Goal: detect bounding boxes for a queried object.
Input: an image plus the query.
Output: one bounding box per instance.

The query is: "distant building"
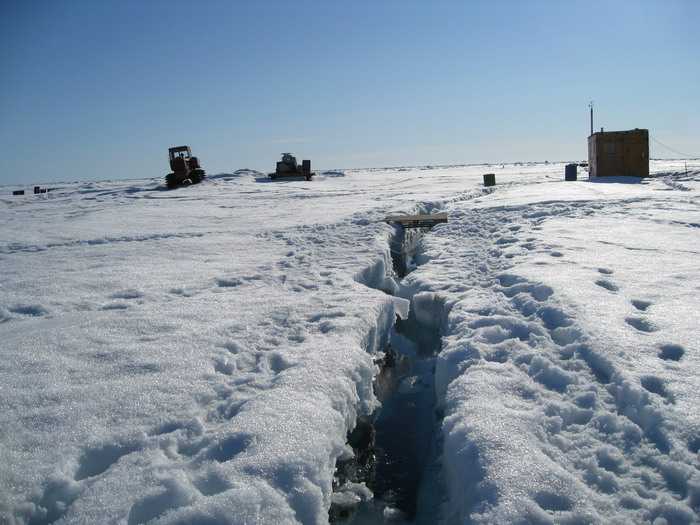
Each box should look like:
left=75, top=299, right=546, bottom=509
left=588, top=128, right=649, bottom=177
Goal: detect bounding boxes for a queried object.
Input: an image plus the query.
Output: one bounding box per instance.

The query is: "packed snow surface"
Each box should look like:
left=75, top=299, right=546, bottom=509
left=1, top=161, right=699, bottom=524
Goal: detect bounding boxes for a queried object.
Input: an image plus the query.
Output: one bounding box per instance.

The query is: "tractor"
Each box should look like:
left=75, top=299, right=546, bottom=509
left=165, top=146, right=206, bottom=189
left=269, top=153, right=314, bottom=181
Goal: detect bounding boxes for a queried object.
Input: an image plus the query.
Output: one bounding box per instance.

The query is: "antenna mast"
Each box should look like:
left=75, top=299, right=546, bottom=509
left=589, top=101, right=594, bottom=136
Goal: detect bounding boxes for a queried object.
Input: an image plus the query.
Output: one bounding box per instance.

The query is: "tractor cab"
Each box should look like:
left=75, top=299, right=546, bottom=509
left=280, top=152, right=298, bottom=167
left=169, top=146, right=192, bottom=161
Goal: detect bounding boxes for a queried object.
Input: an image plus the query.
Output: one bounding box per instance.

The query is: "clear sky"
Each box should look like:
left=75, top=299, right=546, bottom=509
left=1, top=0, right=698, bottom=184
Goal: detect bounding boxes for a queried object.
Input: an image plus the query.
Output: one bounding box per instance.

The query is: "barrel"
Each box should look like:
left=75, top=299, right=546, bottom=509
left=565, top=164, right=577, bottom=181
left=483, top=173, right=496, bottom=187
left=12, top=190, right=25, bottom=196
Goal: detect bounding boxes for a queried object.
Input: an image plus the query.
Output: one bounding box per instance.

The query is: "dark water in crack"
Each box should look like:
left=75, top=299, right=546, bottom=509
left=332, top=315, right=442, bottom=523
left=331, top=223, right=443, bottom=523
left=373, top=350, right=437, bottom=517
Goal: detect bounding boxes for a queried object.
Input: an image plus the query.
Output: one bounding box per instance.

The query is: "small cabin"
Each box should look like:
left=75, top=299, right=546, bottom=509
left=588, top=128, right=649, bottom=177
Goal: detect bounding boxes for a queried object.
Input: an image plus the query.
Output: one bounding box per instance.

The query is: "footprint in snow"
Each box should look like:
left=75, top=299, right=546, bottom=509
left=533, top=491, right=573, bottom=512
left=595, top=279, right=619, bottom=292
left=110, top=289, right=143, bottom=300
left=7, top=304, right=49, bottom=317
left=296, top=281, right=318, bottom=290
left=640, top=375, right=674, bottom=403
left=150, top=419, right=203, bottom=437
left=193, top=472, right=230, bottom=496
left=27, top=476, right=80, bottom=524
left=536, top=306, right=573, bottom=330
left=495, top=236, right=518, bottom=245
left=222, top=341, right=244, bottom=354
left=127, top=477, right=195, bottom=525
left=216, top=277, right=243, bottom=288
left=101, top=303, right=129, bottom=311
left=631, top=299, right=652, bottom=311
left=288, top=330, right=306, bottom=344
left=75, top=441, right=141, bottom=481
left=658, top=343, right=684, bottom=361
left=308, top=310, right=346, bottom=322
left=205, top=433, right=251, bottom=463
left=497, top=274, right=526, bottom=287
left=266, top=352, right=294, bottom=374
left=213, top=357, right=235, bottom=376
left=169, top=287, right=196, bottom=297
left=625, top=317, right=658, bottom=333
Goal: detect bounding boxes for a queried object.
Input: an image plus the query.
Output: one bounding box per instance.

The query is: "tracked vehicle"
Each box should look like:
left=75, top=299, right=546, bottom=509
left=165, top=146, right=205, bottom=189
left=269, top=153, right=313, bottom=181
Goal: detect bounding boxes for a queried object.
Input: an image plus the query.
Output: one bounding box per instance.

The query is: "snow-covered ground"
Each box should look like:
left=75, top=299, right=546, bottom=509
left=1, top=160, right=698, bottom=524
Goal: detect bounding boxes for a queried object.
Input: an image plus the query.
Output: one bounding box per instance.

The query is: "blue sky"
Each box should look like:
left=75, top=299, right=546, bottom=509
left=1, top=0, right=698, bottom=184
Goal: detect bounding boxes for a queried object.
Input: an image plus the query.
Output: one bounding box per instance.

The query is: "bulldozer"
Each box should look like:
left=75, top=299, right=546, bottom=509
left=269, top=153, right=314, bottom=181
left=165, top=146, right=206, bottom=189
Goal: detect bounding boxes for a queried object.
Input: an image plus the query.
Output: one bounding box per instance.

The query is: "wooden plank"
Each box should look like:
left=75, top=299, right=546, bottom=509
left=384, top=212, right=448, bottom=228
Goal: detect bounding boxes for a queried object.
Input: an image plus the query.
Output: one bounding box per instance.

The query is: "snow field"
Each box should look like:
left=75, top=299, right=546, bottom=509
left=1, top=161, right=698, bottom=524
left=0, top=233, right=400, bottom=523
left=402, top=170, right=700, bottom=523
left=1, top=165, right=497, bottom=524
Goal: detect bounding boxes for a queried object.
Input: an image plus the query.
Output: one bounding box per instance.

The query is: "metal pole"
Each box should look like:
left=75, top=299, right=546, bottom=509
left=589, top=101, right=594, bottom=136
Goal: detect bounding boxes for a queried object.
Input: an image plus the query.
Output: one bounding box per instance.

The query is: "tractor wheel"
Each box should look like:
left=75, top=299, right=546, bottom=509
left=191, top=170, right=204, bottom=184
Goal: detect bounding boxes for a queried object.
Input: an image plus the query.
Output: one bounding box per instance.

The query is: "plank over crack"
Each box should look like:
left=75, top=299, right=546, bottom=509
left=384, top=212, right=448, bottom=229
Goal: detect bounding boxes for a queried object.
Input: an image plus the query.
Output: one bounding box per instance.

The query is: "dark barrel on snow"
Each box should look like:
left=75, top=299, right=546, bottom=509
left=12, top=190, right=25, bottom=196
left=565, top=164, right=577, bottom=181
left=483, top=173, right=496, bottom=187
